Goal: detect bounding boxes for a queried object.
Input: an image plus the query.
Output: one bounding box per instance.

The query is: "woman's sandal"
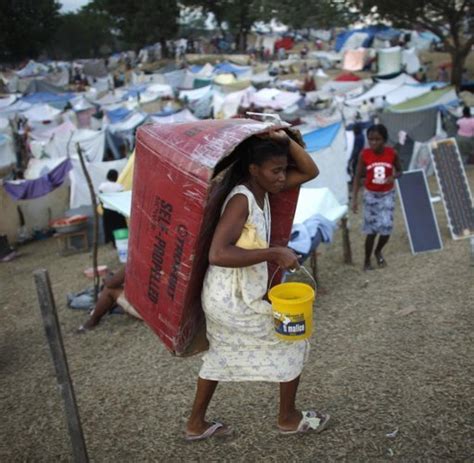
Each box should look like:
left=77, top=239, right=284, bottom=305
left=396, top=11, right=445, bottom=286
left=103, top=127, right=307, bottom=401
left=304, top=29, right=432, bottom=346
left=375, top=253, right=387, bottom=268
left=278, top=411, right=330, bottom=435
left=185, top=421, right=232, bottom=442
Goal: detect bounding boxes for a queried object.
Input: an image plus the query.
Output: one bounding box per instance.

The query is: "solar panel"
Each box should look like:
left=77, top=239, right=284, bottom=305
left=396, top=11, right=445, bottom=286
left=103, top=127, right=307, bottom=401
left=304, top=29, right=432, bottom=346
left=430, top=138, right=474, bottom=240
left=396, top=170, right=443, bottom=254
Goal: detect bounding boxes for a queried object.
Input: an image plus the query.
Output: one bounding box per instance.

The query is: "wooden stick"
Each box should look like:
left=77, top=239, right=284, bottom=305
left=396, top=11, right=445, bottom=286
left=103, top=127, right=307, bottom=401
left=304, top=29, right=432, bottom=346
left=33, top=269, right=89, bottom=463
left=76, top=144, right=100, bottom=301
left=341, top=216, right=353, bottom=265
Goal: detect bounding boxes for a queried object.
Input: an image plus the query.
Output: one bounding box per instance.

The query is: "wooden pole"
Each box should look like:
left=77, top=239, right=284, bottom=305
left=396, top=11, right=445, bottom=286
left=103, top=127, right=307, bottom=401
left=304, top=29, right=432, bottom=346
left=33, top=269, right=89, bottom=463
left=341, top=216, right=353, bottom=265
left=76, top=143, right=100, bottom=301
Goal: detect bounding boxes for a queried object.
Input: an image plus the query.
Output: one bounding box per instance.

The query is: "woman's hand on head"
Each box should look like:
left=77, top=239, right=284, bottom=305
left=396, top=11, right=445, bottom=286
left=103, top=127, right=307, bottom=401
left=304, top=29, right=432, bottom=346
left=270, top=247, right=300, bottom=270
left=267, top=129, right=289, bottom=143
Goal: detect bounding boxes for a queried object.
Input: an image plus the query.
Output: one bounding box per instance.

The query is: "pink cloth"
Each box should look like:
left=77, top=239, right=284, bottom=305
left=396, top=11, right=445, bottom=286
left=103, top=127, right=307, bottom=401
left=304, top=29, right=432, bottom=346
left=457, top=118, right=474, bottom=137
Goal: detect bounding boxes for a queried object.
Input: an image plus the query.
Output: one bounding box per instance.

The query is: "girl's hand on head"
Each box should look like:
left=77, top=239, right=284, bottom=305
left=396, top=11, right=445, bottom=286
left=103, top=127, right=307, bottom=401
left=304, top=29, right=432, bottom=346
left=271, top=247, right=300, bottom=270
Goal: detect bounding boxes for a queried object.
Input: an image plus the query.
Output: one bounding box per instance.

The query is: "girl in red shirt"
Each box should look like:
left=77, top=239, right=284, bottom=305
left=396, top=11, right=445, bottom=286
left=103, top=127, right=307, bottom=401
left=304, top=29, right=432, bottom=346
left=352, top=124, right=402, bottom=270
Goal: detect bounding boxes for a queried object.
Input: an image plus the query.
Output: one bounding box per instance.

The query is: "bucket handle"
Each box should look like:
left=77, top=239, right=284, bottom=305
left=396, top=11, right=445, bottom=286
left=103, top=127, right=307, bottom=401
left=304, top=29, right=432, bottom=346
left=268, top=265, right=317, bottom=291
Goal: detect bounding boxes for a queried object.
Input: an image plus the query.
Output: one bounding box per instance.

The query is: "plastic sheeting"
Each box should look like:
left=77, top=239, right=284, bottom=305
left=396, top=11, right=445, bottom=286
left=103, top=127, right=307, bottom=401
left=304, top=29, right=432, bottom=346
left=69, top=158, right=127, bottom=208
left=401, top=48, right=421, bottom=74
left=29, top=125, right=105, bottom=163
left=303, top=124, right=348, bottom=205
left=388, top=86, right=458, bottom=113
left=179, top=85, right=212, bottom=102
left=343, top=49, right=366, bottom=71
left=22, top=104, right=62, bottom=122
left=377, top=47, right=402, bottom=76
left=303, top=122, right=342, bottom=152
left=0, top=133, right=16, bottom=168
left=294, top=187, right=348, bottom=224
left=0, top=95, right=17, bottom=110
left=150, top=108, right=198, bottom=124
left=107, top=112, right=148, bottom=133
left=99, top=190, right=132, bottom=217
left=250, top=88, right=301, bottom=110
left=213, top=87, right=255, bottom=119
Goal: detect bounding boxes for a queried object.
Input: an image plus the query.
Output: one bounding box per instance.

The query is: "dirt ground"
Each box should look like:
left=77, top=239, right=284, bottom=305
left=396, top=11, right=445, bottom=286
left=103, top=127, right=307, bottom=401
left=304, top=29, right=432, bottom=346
left=1, top=169, right=473, bottom=462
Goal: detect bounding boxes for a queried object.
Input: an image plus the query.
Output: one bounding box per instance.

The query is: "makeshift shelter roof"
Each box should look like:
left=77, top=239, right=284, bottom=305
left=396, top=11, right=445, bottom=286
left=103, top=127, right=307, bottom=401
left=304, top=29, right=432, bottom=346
left=107, top=112, right=148, bottom=133
left=214, top=62, right=251, bottom=77
left=179, top=85, right=212, bottom=102
left=16, top=60, right=49, bottom=78
left=150, top=108, right=198, bottom=124
left=0, top=95, right=17, bottom=110
left=24, top=79, right=66, bottom=95
left=20, top=91, right=75, bottom=108
left=23, top=104, right=62, bottom=122
left=294, top=187, right=347, bottom=224
left=388, top=86, right=458, bottom=113
left=385, top=83, right=445, bottom=106
left=82, top=60, right=108, bottom=78
left=250, top=88, right=301, bottom=110
left=336, top=26, right=389, bottom=52
left=107, top=107, right=133, bottom=123
left=70, top=95, right=95, bottom=112
left=377, top=46, right=402, bottom=75
left=302, top=122, right=342, bottom=152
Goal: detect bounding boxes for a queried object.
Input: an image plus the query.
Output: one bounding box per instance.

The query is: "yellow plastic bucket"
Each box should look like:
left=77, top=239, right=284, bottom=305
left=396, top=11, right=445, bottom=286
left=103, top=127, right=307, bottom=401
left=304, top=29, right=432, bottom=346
left=268, top=281, right=315, bottom=341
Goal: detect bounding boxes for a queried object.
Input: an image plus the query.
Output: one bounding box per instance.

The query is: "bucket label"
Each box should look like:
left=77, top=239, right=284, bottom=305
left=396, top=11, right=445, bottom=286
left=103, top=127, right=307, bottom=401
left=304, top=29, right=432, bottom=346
left=273, top=313, right=306, bottom=336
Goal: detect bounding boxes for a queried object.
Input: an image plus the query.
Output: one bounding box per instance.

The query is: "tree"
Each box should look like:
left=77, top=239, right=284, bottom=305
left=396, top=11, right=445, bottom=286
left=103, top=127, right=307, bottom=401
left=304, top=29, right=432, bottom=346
left=87, top=0, right=180, bottom=54
left=181, top=0, right=270, bottom=52
left=353, top=0, right=474, bottom=89
left=51, top=9, right=115, bottom=60
left=269, top=0, right=357, bottom=30
left=0, top=0, right=61, bottom=62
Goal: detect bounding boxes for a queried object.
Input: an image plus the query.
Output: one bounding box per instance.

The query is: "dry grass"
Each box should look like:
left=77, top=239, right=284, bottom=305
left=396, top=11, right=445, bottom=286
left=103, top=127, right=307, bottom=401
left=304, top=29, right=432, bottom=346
left=1, top=169, right=473, bottom=461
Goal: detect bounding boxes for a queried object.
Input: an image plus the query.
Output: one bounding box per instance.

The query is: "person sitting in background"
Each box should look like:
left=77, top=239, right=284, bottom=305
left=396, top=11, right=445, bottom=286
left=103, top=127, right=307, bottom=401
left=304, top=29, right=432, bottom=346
left=302, top=72, right=316, bottom=92
left=77, top=267, right=142, bottom=332
left=456, top=106, right=474, bottom=164
left=99, top=169, right=127, bottom=247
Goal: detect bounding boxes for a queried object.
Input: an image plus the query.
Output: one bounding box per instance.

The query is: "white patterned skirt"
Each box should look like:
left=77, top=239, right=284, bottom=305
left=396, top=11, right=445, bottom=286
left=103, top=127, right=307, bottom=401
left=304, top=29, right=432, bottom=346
left=362, top=189, right=396, bottom=235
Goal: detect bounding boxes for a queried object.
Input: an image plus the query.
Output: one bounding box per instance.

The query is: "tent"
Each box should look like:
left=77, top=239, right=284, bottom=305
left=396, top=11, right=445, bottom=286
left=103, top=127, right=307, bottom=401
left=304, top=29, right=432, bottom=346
left=388, top=86, right=458, bottom=113
left=343, top=49, right=367, bottom=71
left=301, top=122, right=348, bottom=205
left=250, top=88, right=301, bottom=110
left=377, top=46, right=402, bottom=75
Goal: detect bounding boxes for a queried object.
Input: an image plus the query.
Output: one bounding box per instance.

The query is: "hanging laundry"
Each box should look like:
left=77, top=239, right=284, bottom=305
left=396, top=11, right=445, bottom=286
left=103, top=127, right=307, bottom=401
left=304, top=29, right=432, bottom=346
left=3, top=158, right=72, bottom=200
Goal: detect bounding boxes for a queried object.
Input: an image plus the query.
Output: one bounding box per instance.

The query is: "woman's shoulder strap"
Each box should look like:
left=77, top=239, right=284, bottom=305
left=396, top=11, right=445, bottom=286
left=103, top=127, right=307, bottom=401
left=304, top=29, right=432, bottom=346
left=221, top=185, right=253, bottom=215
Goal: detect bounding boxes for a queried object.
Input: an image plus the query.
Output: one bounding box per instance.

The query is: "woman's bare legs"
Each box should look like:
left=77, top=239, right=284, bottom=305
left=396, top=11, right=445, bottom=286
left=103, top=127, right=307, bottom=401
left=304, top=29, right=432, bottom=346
left=186, top=377, right=219, bottom=435
left=278, top=375, right=303, bottom=429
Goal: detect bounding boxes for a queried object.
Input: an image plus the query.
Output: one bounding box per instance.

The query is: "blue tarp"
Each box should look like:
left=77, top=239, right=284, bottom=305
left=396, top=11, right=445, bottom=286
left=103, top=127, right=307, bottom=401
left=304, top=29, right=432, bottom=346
left=20, top=92, right=75, bottom=106
left=375, top=28, right=401, bottom=41
left=303, top=122, right=342, bottom=152
left=190, top=65, right=203, bottom=73
left=335, top=26, right=389, bottom=52
left=213, top=62, right=250, bottom=75
left=121, top=84, right=148, bottom=100
left=106, top=107, right=132, bottom=123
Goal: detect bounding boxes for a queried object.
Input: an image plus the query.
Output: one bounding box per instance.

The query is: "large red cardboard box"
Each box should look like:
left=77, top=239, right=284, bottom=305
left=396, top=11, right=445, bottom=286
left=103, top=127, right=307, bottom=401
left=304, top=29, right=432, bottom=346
left=125, top=119, right=299, bottom=355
